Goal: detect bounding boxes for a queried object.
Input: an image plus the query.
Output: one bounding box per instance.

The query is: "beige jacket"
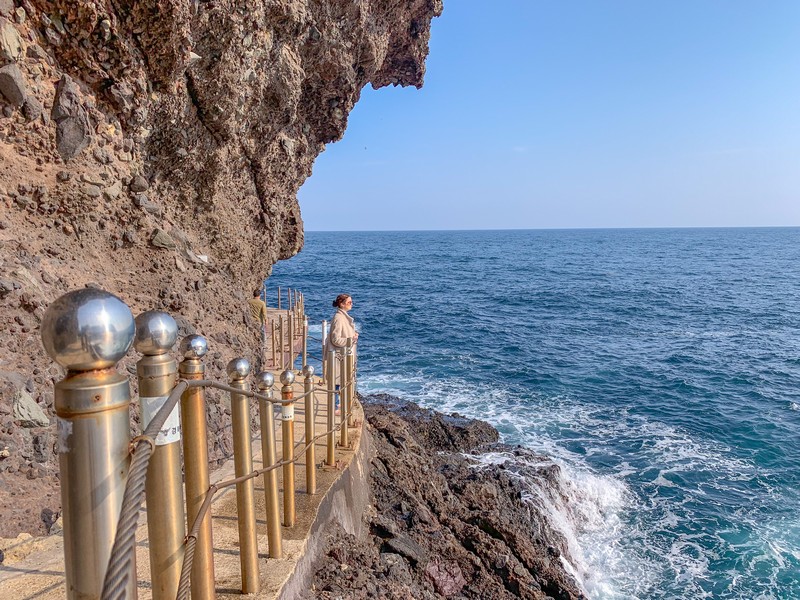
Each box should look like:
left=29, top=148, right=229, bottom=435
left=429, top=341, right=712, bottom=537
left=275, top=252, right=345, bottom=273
left=325, top=308, right=356, bottom=354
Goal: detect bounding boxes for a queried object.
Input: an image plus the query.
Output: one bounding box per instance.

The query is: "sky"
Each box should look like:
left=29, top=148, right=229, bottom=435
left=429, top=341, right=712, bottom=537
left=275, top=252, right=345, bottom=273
left=298, top=1, right=800, bottom=231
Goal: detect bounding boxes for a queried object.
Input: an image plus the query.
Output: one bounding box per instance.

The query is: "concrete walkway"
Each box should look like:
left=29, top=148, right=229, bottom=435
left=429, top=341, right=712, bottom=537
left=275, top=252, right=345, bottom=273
left=0, top=374, right=366, bottom=600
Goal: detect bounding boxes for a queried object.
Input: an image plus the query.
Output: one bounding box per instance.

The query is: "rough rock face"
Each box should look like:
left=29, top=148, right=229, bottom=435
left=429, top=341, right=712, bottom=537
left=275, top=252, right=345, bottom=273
left=0, top=0, right=442, bottom=537
left=305, top=394, right=586, bottom=600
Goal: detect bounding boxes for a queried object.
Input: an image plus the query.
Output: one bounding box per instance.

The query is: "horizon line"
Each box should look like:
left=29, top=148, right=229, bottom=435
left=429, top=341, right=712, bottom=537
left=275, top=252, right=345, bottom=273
left=305, top=225, right=800, bottom=233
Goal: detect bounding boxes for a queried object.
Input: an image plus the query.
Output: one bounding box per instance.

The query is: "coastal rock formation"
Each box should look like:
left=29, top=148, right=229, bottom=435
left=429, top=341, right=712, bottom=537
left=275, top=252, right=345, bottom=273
left=0, top=0, right=442, bottom=537
left=305, top=394, right=586, bottom=600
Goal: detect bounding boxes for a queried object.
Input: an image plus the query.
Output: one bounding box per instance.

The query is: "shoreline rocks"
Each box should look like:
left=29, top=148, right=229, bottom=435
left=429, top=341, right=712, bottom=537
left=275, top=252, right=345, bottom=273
left=305, top=394, right=586, bottom=600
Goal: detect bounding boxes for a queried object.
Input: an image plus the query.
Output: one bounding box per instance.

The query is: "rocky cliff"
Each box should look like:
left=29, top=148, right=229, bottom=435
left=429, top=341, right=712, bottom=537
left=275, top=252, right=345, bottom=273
left=0, top=0, right=442, bottom=538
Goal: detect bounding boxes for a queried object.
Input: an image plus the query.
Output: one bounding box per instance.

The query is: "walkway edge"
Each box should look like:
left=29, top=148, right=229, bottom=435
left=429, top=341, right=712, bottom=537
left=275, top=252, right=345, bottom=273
left=277, top=418, right=374, bottom=600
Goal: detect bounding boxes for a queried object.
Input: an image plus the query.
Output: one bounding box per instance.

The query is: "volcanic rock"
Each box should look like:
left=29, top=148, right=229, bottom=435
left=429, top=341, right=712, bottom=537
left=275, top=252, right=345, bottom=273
left=12, top=389, right=49, bottom=428
left=0, top=17, right=23, bottom=61
left=0, top=63, right=25, bottom=107
left=50, top=75, right=91, bottom=160
left=305, top=395, right=586, bottom=600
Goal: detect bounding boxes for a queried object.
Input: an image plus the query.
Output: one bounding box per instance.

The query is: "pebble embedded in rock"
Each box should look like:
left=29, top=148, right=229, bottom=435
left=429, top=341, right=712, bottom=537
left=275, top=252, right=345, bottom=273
left=26, top=44, right=47, bottom=61
left=0, top=17, right=24, bottom=61
left=51, top=75, right=91, bottom=160
left=0, top=63, right=26, bottom=107
left=21, top=95, right=41, bottom=121
left=151, top=228, right=176, bottom=249
left=130, top=175, right=149, bottom=192
left=12, top=389, right=49, bottom=428
left=80, top=172, right=103, bottom=186
left=103, top=180, right=122, bottom=200
left=85, top=185, right=101, bottom=198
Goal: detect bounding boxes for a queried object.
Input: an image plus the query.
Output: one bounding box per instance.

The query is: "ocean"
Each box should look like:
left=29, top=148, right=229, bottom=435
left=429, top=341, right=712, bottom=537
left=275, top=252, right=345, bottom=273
left=267, top=228, right=800, bottom=599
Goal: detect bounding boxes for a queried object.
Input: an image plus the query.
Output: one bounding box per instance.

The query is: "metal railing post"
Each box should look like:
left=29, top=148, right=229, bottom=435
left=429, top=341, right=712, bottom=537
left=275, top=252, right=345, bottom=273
left=134, top=311, right=184, bottom=600
left=271, top=320, right=277, bottom=369
left=287, top=308, right=295, bottom=371
left=227, top=359, right=259, bottom=594
left=179, top=335, right=215, bottom=600
left=41, top=289, right=136, bottom=600
left=321, top=320, right=328, bottom=379
left=302, top=316, right=308, bottom=369
left=302, top=366, right=316, bottom=495
left=277, top=286, right=281, bottom=309
left=278, top=314, right=285, bottom=371
left=325, top=350, right=336, bottom=466
left=255, top=372, right=282, bottom=559
left=340, top=339, right=350, bottom=449
left=280, top=370, right=296, bottom=526
left=345, top=338, right=356, bottom=427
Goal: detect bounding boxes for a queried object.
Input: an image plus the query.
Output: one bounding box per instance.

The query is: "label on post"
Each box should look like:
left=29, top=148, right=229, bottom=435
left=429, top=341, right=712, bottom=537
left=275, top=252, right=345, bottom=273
left=56, top=417, right=72, bottom=453
left=141, top=396, right=182, bottom=445
left=281, top=403, right=294, bottom=421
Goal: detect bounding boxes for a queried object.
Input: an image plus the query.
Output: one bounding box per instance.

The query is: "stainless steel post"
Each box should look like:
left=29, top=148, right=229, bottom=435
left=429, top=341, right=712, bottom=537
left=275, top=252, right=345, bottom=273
left=227, top=359, right=259, bottom=594
left=271, top=320, right=277, bottom=369
left=325, top=350, right=336, bottom=466
left=179, top=335, right=215, bottom=600
left=255, top=372, right=282, bottom=559
left=345, top=338, right=355, bottom=428
left=302, top=316, right=308, bottom=369
left=321, top=320, right=328, bottom=379
left=134, top=311, right=184, bottom=600
left=287, top=308, right=295, bottom=371
left=41, top=289, right=137, bottom=600
left=280, top=370, right=296, bottom=527
left=302, top=365, right=316, bottom=495
left=340, top=339, right=350, bottom=449
left=278, top=314, right=285, bottom=371
left=277, top=286, right=281, bottom=310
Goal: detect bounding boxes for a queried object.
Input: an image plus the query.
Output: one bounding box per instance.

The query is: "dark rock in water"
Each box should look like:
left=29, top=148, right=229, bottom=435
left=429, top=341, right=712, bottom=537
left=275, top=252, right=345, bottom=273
left=305, top=393, right=586, bottom=600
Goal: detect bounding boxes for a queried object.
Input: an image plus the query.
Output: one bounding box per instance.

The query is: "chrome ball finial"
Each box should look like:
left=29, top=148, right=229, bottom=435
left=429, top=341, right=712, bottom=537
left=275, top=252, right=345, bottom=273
left=255, top=371, right=275, bottom=391
left=41, top=288, right=135, bottom=371
left=180, top=335, right=208, bottom=359
left=227, top=358, right=250, bottom=381
left=134, top=311, right=178, bottom=356
left=279, top=369, right=295, bottom=386
left=301, top=364, right=315, bottom=378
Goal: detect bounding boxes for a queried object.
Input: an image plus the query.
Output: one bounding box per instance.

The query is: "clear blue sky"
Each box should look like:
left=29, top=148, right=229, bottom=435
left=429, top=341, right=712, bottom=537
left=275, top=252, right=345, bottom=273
left=299, top=1, right=800, bottom=231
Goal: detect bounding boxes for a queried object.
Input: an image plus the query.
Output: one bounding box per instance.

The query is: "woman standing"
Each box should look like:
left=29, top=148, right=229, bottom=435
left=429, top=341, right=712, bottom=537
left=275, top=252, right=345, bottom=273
left=326, top=294, right=358, bottom=414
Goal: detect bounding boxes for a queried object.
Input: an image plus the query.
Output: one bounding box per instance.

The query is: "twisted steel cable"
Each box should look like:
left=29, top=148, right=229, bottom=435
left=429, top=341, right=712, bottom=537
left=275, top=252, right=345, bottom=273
left=99, top=377, right=316, bottom=600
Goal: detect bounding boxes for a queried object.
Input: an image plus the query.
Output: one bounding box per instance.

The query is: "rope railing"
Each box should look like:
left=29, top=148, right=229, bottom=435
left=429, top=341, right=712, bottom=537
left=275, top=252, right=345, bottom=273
left=41, top=286, right=361, bottom=600
left=100, top=377, right=325, bottom=600
left=175, top=408, right=349, bottom=600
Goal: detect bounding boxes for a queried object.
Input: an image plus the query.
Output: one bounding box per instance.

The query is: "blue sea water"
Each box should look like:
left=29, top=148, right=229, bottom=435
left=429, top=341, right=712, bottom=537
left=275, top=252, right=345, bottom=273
left=268, top=228, right=800, bottom=599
